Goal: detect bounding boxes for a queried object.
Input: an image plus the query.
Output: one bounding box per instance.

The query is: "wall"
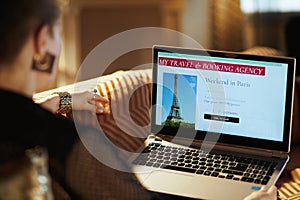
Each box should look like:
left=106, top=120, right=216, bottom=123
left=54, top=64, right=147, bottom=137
left=58, top=0, right=185, bottom=86
left=182, top=0, right=211, bottom=49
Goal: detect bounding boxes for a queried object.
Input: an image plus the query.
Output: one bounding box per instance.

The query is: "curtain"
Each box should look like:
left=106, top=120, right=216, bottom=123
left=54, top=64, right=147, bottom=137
left=210, top=0, right=245, bottom=51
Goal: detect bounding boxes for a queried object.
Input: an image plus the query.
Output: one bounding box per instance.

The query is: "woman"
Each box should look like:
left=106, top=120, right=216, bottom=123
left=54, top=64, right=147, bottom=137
left=0, top=0, right=149, bottom=199
left=0, top=0, right=278, bottom=199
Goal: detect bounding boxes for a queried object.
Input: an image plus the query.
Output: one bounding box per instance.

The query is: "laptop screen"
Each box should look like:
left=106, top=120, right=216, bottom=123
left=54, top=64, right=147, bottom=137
left=151, top=45, right=295, bottom=152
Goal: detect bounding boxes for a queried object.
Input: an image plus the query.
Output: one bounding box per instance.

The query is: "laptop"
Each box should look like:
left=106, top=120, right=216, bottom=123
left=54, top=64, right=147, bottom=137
left=130, top=45, right=296, bottom=200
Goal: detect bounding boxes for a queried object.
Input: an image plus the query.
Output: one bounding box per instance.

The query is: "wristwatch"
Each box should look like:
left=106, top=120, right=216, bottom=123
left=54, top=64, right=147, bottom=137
left=53, top=92, right=72, bottom=116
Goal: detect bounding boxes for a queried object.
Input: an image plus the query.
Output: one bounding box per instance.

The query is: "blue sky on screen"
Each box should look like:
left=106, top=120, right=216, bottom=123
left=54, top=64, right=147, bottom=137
left=162, top=73, right=197, bottom=123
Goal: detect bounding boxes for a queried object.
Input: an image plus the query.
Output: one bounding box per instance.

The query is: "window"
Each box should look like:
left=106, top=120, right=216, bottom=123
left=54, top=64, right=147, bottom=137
left=241, top=0, right=300, bottom=13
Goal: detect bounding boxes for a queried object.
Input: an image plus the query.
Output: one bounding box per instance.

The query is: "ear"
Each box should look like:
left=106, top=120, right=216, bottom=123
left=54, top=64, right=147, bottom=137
left=33, top=25, right=51, bottom=58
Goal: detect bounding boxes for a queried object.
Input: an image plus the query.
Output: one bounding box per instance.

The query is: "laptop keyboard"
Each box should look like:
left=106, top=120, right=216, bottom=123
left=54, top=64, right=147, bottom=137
left=132, top=143, right=278, bottom=185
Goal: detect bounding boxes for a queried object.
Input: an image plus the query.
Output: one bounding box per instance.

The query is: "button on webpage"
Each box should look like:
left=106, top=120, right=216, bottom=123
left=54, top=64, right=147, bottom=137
left=204, top=114, right=240, bottom=123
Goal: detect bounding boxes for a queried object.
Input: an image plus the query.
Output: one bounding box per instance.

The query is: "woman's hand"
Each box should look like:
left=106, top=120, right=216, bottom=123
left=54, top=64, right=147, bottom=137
left=35, top=90, right=109, bottom=115
left=72, top=91, right=109, bottom=114
left=243, top=186, right=277, bottom=200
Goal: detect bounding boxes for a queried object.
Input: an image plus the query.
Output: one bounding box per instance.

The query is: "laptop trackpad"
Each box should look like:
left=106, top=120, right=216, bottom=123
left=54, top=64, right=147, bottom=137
left=143, top=170, right=193, bottom=193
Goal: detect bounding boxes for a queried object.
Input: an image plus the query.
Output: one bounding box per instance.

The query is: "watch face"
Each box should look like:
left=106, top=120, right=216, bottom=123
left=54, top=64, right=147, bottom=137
left=60, top=95, right=72, bottom=111
left=53, top=92, right=72, bottom=115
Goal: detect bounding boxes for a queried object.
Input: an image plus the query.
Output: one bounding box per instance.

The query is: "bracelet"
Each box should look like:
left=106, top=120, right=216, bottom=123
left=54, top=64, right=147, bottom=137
left=52, top=92, right=72, bottom=116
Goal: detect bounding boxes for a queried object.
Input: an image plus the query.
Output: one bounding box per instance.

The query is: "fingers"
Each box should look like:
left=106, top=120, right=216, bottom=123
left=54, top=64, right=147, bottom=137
left=261, top=186, right=277, bottom=196
left=92, top=88, right=109, bottom=103
left=92, top=94, right=109, bottom=103
left=84, top=102, right=108, bottom=114
left=72, top=91, right=109, bottom=114
left=243, top=185, right=277, bottom=200
left=267, top=186, right=277, bottom=200
left=89, top=94, right=109, bottom=114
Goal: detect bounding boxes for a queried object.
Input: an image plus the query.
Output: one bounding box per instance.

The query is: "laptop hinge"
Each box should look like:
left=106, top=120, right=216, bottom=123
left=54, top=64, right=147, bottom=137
left=271, top=151, right=285, bottom=159
left=153, top=134, right=290, bottom=159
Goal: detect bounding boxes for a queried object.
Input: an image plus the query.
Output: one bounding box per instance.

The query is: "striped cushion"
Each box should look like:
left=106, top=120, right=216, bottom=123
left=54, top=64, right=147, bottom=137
left=278, top=168, right=300, bottom=200
left=96, top=69, right=152, bottom=152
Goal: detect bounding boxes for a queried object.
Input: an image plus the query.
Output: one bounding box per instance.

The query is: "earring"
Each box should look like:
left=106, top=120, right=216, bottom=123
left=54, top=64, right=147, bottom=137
left=32, top=52, right=55, bottom=73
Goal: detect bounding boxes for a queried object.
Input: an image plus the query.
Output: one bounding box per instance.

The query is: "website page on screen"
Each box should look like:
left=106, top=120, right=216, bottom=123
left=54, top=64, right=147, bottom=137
left=155, top=51, right=288, bottom=142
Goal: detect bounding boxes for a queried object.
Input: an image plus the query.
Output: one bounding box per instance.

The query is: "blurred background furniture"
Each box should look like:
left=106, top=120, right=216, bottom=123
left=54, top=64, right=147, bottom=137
left=55, top=0, right=300, bottom=89
left=285, top=15, right=300, bottom=76
left=58, top=0, right=184, bottom=86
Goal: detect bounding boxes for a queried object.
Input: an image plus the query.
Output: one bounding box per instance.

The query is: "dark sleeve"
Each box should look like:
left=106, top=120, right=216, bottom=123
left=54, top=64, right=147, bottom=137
left=64, top=127, right=154, bottom=200
left=43, top=116, right=80, bottom=162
